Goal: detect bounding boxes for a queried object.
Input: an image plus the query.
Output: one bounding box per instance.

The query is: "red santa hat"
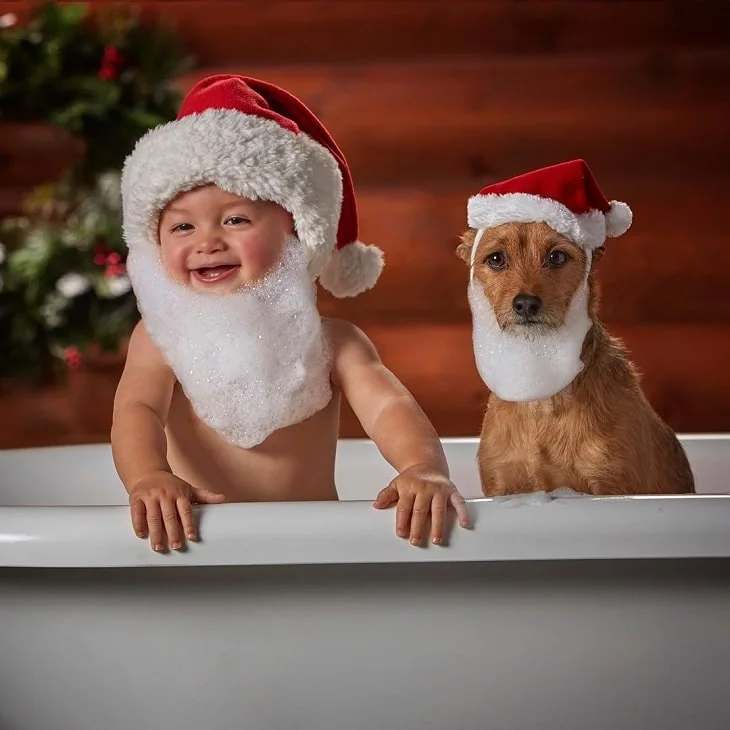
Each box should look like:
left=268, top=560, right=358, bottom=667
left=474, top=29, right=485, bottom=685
left=121, top=74, right=384, bottom=297
left=467, top=159, right=632, bottom=250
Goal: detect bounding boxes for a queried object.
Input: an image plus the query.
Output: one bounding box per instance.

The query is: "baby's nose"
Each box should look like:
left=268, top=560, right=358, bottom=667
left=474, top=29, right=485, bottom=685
left=197, top=236, right=225, bottom=252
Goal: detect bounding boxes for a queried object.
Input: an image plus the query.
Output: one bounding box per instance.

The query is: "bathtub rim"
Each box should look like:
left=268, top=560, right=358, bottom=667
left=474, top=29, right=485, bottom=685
left=1, top=435, right=729, bottom=569
left=2, top=493, right=730, bottom=569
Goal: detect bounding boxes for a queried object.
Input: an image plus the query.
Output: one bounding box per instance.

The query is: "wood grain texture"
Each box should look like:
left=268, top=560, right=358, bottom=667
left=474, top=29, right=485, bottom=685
left=3, top=1, right=727, bottom=64
left=3, top=52, right=729, bottom=207
left=173, top=52, right=730, bottom=185
left=2, top=323, right=729, bottom=450
left=319, top=176, right=730, bottom=325
left=1, top=0, right=729, bottom=445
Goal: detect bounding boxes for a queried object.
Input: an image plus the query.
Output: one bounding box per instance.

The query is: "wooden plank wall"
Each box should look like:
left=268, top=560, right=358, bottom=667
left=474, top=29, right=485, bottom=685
left=1, top=0, right=729, bottom=448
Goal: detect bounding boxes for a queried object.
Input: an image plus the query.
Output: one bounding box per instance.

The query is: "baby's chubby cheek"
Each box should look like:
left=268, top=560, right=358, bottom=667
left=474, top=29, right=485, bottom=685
left=160, top=249, right=189, bottom=284
left=238, top=238, right=282, bottom=279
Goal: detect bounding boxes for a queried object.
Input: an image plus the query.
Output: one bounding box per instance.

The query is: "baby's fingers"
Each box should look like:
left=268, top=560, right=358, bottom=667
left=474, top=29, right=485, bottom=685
left=395, top=492, right=415, bottom=538
left=408, top=493, right=431, bottom=546
left=145, top=499, right=165, bottom=552
left=161, top=497, right=184, bottom=550
left=130, top=497, right=148, bottom=539
left=373, top=483, right=398, bottom=510
left=429, top=492, right=448, bottom=545
left=450, top=490, right=470, bottom=529
left=177, top=497, right=197, bottom=542
left=191, top=488, right=226, bottom=504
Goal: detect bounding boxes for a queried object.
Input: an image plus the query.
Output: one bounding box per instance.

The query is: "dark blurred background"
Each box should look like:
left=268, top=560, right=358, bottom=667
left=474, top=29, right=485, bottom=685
left=1, top=0, right=729, bottom=448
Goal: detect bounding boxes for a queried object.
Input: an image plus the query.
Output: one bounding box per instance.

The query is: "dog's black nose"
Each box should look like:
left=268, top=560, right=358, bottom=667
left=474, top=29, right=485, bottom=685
left=512, top=294, right=542, bottom=317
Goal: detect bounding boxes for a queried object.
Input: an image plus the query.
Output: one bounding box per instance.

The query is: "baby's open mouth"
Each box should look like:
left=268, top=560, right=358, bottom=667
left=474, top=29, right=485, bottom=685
left=191, top=265, right=239, bottom=283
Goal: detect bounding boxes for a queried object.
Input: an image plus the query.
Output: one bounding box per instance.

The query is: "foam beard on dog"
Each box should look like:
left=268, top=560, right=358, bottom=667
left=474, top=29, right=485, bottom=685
left=468, top=241, right=592, bottom=403
left=127, top=236, right=332, bottom=448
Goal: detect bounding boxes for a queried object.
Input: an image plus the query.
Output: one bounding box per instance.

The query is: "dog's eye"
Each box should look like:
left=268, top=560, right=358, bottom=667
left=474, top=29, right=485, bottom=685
left=547, top=249, right=568, bottom=268
left=484, top=251, right=506, bottom=270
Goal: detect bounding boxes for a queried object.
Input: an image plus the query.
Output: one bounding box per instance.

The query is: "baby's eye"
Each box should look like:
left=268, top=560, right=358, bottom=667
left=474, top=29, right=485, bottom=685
left=224, top=216, right=250, bottom=226
left=171, top=222, right=194, bottom=233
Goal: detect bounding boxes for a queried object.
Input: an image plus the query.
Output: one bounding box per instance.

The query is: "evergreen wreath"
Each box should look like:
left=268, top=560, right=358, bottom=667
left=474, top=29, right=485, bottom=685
left=0, top=2, right=191, bottom=379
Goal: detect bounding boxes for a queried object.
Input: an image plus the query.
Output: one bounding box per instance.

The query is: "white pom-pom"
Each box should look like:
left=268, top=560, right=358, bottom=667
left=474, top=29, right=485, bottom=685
left=605, top=201, right=633, bottom=238
left=318, top=240, right=384, bottom=298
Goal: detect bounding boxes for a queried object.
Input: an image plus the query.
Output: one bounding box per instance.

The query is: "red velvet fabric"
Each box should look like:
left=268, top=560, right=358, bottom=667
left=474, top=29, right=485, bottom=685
left=476, top=158, right=613, bottom=215
left=178, top=74, right=359, bottom=251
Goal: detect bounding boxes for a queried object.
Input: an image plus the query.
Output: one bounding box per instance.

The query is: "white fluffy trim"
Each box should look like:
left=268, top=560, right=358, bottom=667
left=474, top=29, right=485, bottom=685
left=318, top=240, right=384, bottom=298
left=605, top=200, right=633, bottom=238
left=121, top=109, right=343, bottom=269
left=467, top=192, right=631, bottom=250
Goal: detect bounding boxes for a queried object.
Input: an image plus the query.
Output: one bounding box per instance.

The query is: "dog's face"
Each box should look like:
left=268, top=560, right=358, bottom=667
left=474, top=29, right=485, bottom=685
left=457, top=222, right=599, bottom=333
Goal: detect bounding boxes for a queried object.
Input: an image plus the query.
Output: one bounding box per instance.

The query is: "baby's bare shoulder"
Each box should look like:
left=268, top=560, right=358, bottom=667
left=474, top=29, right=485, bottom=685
left=126, top=321, right=170, bottom=369
left=116, top=321, right=176, bottom=408
left=322, top=319, right=382, bottom=387
left=322, top=317, right=374, bottom=353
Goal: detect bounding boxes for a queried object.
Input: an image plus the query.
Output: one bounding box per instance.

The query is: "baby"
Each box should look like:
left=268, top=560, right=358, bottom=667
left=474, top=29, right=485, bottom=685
left=112, top=74, right=468, bottom=552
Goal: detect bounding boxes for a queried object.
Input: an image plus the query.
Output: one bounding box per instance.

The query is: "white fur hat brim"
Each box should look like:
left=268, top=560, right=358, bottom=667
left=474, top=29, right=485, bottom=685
left=122, top=108, right=378, bottom=294
left=467, top=193, right=633, bottom=249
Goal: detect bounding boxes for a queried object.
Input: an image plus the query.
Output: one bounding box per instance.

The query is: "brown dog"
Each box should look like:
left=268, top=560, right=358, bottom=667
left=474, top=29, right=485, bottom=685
left=457, top=218, right=695, bottom=497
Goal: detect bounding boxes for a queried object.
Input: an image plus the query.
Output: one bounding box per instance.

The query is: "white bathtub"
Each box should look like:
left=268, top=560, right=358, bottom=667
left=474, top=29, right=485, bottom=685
left=1, top=436, right=729, bottom=730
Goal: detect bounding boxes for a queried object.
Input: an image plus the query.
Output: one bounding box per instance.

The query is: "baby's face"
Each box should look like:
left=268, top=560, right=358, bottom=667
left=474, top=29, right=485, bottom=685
left=158, top=185, right=294, bottom=293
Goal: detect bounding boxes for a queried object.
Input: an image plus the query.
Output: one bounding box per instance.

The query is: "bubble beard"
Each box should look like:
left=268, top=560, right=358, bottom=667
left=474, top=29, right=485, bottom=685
left=467, top=252, right=593, bottom=403
left=127, top=237, right=332, bottom=448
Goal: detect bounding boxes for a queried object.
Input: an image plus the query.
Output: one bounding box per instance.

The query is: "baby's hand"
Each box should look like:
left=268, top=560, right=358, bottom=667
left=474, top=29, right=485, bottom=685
left=373, top=464, right=469, bottom=546
left=128, top=471, right=225, bottom=552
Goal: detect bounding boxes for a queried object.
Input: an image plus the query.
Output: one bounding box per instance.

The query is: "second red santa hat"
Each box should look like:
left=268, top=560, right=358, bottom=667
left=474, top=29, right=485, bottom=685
left=467, top=159, right=632, bottom=250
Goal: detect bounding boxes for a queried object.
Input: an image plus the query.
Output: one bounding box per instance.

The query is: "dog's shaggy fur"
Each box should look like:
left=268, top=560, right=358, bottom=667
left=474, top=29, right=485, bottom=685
left=457, top=222, right=694, bottom=496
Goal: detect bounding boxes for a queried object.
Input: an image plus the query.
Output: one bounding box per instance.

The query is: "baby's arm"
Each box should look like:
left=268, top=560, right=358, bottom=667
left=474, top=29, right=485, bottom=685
left=112, top=322, right=223, bottom=551
left=328, top=320, right=469, bottom=545
left=112, top=322, right=175, bottom=487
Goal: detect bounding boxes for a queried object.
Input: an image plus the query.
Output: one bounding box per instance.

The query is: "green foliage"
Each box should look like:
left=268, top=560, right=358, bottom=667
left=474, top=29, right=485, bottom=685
left=0, top=3, right=192, bottom=379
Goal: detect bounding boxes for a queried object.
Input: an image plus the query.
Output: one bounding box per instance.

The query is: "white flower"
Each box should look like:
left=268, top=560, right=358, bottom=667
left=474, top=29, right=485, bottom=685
left=0, top=242, right=6, bottom=265
left=0, top=13, right=17, bottom=28
left=106, top=274, right=132, bottom=297
left=56, top=272, right=91, bottom=298
left=40, top=293, right=69, bottom=329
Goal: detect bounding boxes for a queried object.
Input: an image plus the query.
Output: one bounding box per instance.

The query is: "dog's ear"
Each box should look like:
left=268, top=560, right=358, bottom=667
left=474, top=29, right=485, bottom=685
left=456, top=229, right=476, bottom=265
left=588, top=246, right=606, bottom=286
left=592, top=245, right=606, bottom=266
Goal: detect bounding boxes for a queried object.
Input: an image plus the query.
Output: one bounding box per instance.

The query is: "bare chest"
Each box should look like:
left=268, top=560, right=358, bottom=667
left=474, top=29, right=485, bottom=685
left=165, top=386, right=341, bottom=502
